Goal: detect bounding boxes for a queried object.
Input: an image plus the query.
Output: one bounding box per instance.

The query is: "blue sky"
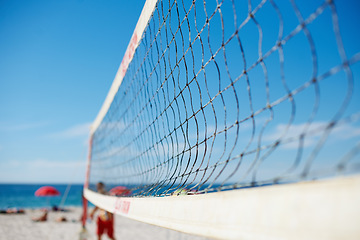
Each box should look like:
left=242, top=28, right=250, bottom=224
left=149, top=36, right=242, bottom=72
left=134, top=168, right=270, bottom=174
left=1, top=0, right=359, bottom=185
left=0, top=0, right=146, bottom=183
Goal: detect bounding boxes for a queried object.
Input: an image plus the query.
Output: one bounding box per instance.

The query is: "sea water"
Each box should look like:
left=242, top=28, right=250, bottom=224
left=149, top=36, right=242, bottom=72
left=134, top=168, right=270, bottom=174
left=0, top=184, right=85, bottom=209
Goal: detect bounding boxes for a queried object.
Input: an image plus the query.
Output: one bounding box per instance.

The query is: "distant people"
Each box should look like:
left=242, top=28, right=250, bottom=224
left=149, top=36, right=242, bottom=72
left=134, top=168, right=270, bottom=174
left=52, top=205, right=68, bottom=212
left=56, top=216, right=67, bottom=222
left=32, top=209, right=48, bottom=222
left=0, top=208, right=25, bottom=214
left=90, top=182, right=115, bottom=240
left=52, top=205, right=59, bottom=211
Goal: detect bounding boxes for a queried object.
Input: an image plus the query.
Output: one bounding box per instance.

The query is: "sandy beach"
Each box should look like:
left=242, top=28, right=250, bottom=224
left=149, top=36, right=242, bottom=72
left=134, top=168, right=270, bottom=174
left=0, top=207, right=210, bottom=240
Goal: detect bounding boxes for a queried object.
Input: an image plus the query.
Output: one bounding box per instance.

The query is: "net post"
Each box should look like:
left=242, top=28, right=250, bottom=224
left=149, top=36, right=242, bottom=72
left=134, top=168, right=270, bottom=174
left=82, top=135, right=93, bottom=228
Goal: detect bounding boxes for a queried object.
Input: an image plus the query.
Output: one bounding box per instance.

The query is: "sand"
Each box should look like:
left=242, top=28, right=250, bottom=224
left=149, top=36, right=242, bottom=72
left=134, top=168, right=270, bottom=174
left=0, top=207, right=210, bottom=240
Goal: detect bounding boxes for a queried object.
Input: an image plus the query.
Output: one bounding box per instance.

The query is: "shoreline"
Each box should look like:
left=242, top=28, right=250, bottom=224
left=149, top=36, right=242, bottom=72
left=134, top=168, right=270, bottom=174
left=0, top=206, right=209, bottom=240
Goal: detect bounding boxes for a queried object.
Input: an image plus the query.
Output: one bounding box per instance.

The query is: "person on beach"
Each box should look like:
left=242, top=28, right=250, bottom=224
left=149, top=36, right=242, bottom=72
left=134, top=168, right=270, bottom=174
left=32, top=209, right=48, bottom=222
left=90, top=182, right=115, bottom=240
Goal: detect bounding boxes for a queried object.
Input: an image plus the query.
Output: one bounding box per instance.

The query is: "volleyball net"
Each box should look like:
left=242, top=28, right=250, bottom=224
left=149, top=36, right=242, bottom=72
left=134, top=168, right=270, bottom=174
left=84, top=0, right=360, bottom=238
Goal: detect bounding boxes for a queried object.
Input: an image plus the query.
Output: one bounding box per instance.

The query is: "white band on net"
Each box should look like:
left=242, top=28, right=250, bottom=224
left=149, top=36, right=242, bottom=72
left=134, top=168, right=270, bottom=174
left=85, top=175, right=360, bottom=240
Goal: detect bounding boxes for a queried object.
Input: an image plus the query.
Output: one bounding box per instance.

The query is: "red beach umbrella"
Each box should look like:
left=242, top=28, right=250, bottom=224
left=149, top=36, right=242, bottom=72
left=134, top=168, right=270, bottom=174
left=35, top=186, right=60, bottom=197
left=109, top=186, right=131, bottom=196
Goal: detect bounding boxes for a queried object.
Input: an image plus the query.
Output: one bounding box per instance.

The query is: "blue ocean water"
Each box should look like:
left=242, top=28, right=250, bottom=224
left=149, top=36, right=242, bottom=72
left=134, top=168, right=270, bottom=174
left=0, top=184, right=85, bottom=209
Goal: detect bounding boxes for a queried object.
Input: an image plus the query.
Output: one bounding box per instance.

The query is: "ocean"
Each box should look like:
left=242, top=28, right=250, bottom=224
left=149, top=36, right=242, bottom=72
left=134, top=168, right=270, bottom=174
left=0, top=183, right=85, bottom=209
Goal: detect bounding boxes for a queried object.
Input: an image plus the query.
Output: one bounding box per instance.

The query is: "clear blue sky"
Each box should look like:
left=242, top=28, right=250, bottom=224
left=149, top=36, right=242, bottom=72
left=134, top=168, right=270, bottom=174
left=0, top=0, right=146, bottom=183
left=1, top=0, right=359, bottom=185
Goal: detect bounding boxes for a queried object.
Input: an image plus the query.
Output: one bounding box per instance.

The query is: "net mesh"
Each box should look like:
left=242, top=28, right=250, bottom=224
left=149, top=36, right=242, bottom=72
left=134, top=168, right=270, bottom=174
left=89, top=0, right=360, bottom=196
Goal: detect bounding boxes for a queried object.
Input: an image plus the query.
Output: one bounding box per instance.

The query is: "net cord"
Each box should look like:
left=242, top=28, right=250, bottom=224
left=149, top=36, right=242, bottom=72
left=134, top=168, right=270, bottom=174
left=84, top=175, right=360, bottom=239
